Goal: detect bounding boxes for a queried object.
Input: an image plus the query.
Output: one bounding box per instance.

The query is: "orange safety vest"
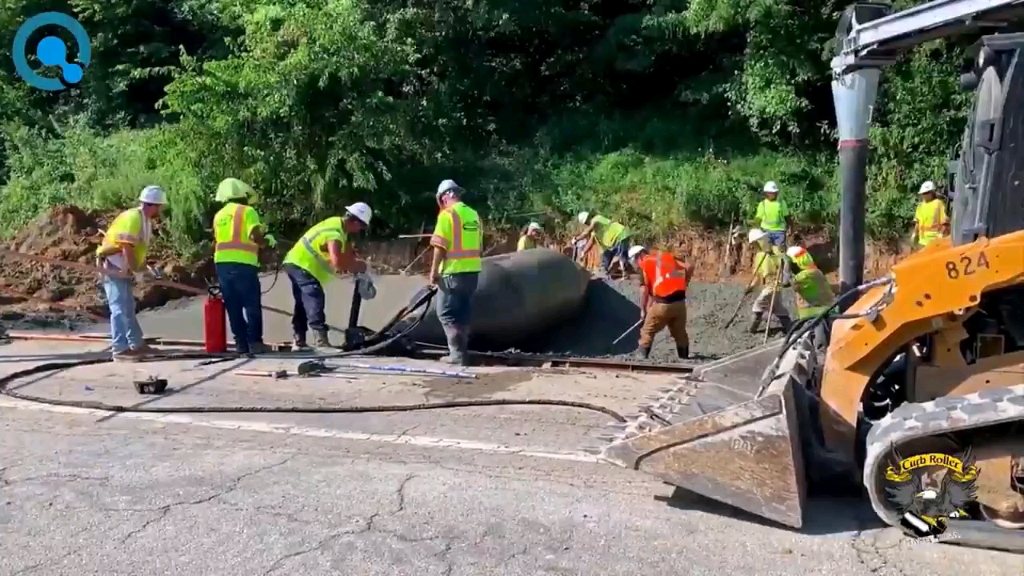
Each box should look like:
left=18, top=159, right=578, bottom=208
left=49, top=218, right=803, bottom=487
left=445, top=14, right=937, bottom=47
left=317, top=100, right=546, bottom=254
left=639, top=251, right=688, bottom=298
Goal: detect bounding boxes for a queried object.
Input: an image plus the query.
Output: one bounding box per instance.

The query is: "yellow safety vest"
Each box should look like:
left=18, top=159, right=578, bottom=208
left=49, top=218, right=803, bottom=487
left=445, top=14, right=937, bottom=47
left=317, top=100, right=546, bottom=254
left=95, top=208, right=148, bottom=270
left=283, top=217, right=348, bottom=286
left=517, top=235, right=536, bottom=251
left=589, top=215, right=629, bottom=249
left=793, top=269, right=833, bottom=319
left=754, top=250, right=783, bottom=289
left=213, top=203, right=261, bottom=266
left=756, top=199, right=789, bottom=232
left=915, top=199, right=948, bottom=246
left=788, top=246, right=817, bottom=270
left=431, top=202, right=482, bottom=275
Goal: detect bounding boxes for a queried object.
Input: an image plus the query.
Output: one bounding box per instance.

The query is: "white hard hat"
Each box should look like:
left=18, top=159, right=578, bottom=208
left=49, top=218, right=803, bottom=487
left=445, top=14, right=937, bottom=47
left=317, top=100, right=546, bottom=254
left=919, top=180, right=936, bottom=194
left=436, top=179, right=462, bottom=199
left=527, top=221, right=542, bottom=232
left=139, top=185, right=166, bottom=205
left=763, top=181, right=779, bottom=193
left=627, top=245, right=646, bottom=260
left=577, top=211, right=590, bottom=225
left=786, top=246, right=802, bottom=259
left=748, top=228, right=767, bottom=243
left=345, top=202, right=373, bottom=225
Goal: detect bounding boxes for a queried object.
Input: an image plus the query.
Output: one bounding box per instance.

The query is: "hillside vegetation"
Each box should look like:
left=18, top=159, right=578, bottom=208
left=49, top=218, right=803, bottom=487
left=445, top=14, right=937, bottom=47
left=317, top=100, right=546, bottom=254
left=0, top=0, right=972, bottom=258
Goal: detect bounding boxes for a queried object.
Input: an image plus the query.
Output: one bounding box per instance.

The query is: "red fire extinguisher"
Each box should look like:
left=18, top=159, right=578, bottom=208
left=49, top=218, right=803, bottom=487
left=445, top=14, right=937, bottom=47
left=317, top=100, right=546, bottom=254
left=204, top=285, right=228, bottom=354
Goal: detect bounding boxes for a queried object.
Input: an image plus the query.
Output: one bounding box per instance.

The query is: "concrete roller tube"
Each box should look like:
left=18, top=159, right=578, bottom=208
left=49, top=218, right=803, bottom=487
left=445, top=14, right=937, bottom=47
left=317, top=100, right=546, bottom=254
left=403, top=248, right=592, bottom=350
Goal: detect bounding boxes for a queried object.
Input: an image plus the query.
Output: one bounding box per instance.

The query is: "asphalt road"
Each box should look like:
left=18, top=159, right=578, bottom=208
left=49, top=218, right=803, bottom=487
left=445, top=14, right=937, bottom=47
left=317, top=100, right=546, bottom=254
left=0, top=342, right=1022, bottom=575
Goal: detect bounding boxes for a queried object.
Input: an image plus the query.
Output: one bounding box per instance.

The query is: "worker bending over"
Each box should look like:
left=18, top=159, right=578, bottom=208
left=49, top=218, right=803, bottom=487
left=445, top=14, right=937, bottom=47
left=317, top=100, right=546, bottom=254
left=94, top=186, right=166, bottom=361
left=283, top=203, right=372, bottom=349
left=212, top=178, right=277, bottom=356
left=517, top=222, right=543, bottom=251
left=785, top=246, right=834, bottom=320
left=628, top=245, right=693, bottom=360
left=430, top=179, right=482, bottom=365
left=911, top=180, right=949, bottom=248
left=754, top=181, right=793, bottom=249
left=746, top=228, right=793, bottom=334
left=573, top=212, right=631, bottom=275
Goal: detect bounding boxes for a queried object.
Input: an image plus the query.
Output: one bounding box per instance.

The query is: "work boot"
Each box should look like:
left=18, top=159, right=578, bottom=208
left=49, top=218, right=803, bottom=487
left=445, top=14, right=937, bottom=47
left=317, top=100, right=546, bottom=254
left=676, top=346, right=689, bottom=360
left=634, top=346, right=651, bottom=359
left=313, top=329, right=333, bottom=349
left=777, top=315, right=793, bottom=334
left=747, top=313, right=763, bottom=334
left=440, top=327, right=466, bottom=365
left=249, top=342, right=271, bottom=355
left=292, top=333, right=308, bottom=351
left=112, top=349, right=142, bottom=363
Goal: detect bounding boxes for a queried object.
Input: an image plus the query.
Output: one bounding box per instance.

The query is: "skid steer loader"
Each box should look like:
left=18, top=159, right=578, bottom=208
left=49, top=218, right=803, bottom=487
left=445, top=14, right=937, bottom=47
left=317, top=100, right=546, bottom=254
left=593, top=0, right=1024, bottom=552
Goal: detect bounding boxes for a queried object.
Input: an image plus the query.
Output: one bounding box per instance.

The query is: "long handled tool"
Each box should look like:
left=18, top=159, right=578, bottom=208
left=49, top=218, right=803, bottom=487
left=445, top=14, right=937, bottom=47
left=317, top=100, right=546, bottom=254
left=763, top=262, right=785, bottom=345
left=611, top=318, right=644, bottom=347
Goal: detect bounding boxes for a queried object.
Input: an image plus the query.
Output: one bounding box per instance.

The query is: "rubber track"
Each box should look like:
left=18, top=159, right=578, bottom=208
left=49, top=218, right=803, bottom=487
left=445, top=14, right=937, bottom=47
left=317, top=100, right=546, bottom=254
left=862, top=384, right=1024, bottom=526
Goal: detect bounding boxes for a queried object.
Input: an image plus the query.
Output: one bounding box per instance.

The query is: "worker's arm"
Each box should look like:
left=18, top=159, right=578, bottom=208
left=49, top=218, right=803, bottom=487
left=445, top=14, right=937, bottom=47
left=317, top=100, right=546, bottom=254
left=785, top=215, right=795, bottom=232
left=120, top=244, right=139, bottom=272
left=580, top=235, right=595, bottom=256
left=675, top=258, right=694, bottom=283
left=249, top=226, right=265, bottom=246
left=429, top=212, right=451, bottom=281
left=639, top=285, right=650, bottom=318
left=573, top=223, right=596, bottom=243
left=940, top=204, right=951, bottom=235
left=327, top=239, right=366, bottom=274
left=752, top=201, right=765, bottom=228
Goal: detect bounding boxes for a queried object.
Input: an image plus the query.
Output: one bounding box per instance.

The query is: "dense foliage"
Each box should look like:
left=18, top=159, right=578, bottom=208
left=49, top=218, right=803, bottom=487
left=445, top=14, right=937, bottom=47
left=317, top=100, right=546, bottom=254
left=0, top=0, right=973, bottom=255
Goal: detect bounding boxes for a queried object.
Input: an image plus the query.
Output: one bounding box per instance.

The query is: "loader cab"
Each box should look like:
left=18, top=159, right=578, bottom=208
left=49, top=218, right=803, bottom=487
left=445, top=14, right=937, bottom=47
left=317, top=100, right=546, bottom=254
left=951, top=33, right=1024, bottom=245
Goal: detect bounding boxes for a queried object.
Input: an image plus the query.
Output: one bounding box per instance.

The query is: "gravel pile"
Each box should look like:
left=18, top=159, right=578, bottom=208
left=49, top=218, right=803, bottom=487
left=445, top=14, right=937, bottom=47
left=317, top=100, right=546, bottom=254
left=534, top=277, right=796, bottom=363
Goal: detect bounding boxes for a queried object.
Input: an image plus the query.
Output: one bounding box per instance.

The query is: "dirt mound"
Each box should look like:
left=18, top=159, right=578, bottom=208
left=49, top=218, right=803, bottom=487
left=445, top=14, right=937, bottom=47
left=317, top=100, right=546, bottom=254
left=0, top=205, right=209, bottom=324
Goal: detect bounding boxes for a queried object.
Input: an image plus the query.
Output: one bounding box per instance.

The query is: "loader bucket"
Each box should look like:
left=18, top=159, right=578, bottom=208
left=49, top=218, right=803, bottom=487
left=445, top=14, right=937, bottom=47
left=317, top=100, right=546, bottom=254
left=594, top=338, right=816, bottom=529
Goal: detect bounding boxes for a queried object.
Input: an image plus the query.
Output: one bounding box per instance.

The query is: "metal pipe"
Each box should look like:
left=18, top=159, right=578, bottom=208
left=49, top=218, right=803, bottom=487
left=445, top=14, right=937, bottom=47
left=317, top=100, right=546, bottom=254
left=325, top=361, right=476, bottom=379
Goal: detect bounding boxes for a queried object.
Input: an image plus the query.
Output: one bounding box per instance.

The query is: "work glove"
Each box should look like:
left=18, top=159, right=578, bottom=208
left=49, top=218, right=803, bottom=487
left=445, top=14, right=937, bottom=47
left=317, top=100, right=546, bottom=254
left=147, top=265, right=164, bottom=280
left=264, top=233, right=278, bottom=248
left=355, top=273, right=377, bottom=301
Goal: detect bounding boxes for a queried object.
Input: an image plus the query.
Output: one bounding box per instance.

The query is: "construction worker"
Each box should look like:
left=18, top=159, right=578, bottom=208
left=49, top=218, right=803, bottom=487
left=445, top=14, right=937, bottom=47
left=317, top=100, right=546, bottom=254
left=573, top=212, right=631, bottom=275
left=786, top=246, right=835, bottom=320
left=911, top=180, right=950, bottom=248
left=283, top=202, right=373, bottom=349
left=94, top=186, right=166, bottom=361
left=212, top=178, right=277, bottom=356
left=628, top=245, right=693, bottom=360
left=754, top=181, right=793, bottom=250
left=747, top=228, right=793, bottom=334
left=517, top=222, right=543, bottom=251
left=429, top=179, right=482, bottom=365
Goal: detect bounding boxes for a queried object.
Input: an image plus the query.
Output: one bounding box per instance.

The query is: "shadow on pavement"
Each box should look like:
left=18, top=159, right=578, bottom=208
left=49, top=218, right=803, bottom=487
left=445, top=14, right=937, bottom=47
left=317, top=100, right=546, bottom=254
left=533, top=280, right=641, bottom=356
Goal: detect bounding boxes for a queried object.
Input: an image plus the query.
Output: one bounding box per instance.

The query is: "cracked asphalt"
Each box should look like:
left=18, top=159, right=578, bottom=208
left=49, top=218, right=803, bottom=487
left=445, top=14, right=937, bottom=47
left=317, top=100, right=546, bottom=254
left=0, top=342, right=1022, bottom=575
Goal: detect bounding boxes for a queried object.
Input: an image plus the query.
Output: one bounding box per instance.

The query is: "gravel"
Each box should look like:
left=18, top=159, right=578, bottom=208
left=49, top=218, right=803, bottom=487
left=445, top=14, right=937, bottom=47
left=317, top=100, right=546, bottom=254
left=533, top=277, right=796, bottom=363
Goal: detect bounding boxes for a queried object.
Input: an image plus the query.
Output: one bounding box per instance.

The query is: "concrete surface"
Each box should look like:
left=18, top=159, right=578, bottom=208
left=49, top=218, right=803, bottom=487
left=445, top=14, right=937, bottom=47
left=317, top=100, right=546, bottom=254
left=0, top=340, right=1021, bottom=575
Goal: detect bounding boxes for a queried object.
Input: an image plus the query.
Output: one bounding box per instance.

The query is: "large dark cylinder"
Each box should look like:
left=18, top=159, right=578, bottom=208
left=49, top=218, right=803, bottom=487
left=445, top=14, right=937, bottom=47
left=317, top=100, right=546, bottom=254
left=405, top=248, right=591, bottom=350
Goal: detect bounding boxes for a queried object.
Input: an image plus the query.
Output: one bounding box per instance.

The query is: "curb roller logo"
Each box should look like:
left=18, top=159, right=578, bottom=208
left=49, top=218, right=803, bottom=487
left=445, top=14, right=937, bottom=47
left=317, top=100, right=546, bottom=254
left=11, top=12, right=91, bottom=92
left=884, top=445, right=979, bottom=539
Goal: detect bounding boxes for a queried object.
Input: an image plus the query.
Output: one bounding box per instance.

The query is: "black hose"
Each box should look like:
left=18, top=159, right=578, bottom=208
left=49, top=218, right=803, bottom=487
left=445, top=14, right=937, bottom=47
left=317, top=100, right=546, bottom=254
left=772, top=282, right=876, bottom=366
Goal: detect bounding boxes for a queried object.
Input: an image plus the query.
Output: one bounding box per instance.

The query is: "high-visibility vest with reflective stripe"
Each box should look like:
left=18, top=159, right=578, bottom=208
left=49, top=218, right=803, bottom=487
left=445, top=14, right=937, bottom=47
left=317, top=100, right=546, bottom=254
left=640, top=250, right=688, bottom=297
left=213, top=203, right=261, bottom=266
left=915, top=199, right=947, bottom=246
left=793, top=269, right=833, bottom=319
left=283, top=217, right=348, bottom=286
left=788, top=246, right=816, bottom=270
left=589, top=215, right=629, bottom=249
left=517, top=235, right=536, bottom=251
left=431, top=202, right=482, bottom=275
left=757, top=199, right=788, bottom=232
left=95, top=208, right=147, bottom=269
left=754, top=250, right=783, bottom=288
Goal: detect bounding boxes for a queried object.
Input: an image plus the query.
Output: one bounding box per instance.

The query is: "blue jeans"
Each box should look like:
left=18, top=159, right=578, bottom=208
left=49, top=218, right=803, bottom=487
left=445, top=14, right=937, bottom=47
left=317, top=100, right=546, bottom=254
left=601, top=239, right=630, bottom=272
left=102, top=276, right=143, bottom=352
left=765, top=230, right=786, bottom=248
left=216, top=263, right=263, bottom=353
left=437, top=272, right=479, bottom=329
left=284, top=264, right=326, bottom=337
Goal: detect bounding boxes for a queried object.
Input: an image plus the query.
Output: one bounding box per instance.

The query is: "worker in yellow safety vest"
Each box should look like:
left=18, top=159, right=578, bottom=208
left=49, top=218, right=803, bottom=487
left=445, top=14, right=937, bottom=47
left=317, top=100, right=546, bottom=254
left=430, top=179, right=483, bottom=365
left=283, top=202, right=373, bottom=349
left=572, top=211, right=631, bottom=275
left=754, top=181, right=793, bottom=250
left=94, top=186, right=167, bottom=361
left=785, top=246, right=834, bottom=320
left=746, top=228, right=793, bottom=334
left=911, top=180, right=949, bottom=248
left=517, top=222, right=543, bottom=251
left=213, top=178, right=277, bottom=356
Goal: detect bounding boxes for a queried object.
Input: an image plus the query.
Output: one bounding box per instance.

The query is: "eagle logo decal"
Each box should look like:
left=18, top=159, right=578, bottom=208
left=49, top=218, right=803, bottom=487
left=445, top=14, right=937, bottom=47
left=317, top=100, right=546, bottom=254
left=883, top=444, right=980, bottom=538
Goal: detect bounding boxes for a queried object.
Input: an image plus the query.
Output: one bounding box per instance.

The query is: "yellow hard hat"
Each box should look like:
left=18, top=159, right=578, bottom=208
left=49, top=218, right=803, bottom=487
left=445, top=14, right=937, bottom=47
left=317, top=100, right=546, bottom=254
left=216, top=178, right=256, bottom=203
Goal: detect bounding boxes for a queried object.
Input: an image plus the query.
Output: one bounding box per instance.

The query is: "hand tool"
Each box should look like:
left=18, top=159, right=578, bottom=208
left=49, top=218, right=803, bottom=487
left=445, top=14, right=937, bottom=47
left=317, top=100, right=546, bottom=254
left=134, top=376, right=168, bottom=395
left=234, top=369, right=289, bottom=379
left=297, top=359, right=474, bottom=379
left=611, top=319, right=644, bottom=347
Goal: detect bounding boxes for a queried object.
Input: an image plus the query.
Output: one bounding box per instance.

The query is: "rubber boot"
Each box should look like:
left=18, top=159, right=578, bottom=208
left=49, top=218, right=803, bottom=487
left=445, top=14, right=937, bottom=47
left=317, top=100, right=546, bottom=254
left=313, top=329, right=333, bottom=349
left=440, top=325, right=464, bottom=365
left=677, top=346, right=689, bottom=360
left=634, top=345, right=651, bottom=359
left=747, top=313, right=763, bottom=334
left=777, top=315, right=793, bottom=334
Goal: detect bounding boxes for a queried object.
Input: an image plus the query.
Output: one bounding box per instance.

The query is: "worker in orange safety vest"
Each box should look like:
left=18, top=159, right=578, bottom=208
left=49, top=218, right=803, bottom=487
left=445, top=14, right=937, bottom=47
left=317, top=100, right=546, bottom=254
left=911, top=180, right=949, bottom=248
left=627, top=245, right=694, bottom=360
